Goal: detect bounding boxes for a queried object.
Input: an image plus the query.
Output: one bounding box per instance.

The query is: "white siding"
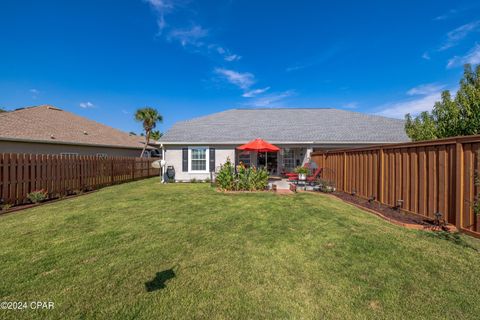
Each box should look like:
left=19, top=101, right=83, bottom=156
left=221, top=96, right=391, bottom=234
left=163, top=145, right=235, bottom=181
left=163, top=143, right=379, bottom=181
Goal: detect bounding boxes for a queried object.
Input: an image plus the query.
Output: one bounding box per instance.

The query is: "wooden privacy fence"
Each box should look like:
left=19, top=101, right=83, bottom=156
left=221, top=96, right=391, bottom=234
left=311, top=135, right=480, bottom=237
left=0, top=153, right=160, bottom=205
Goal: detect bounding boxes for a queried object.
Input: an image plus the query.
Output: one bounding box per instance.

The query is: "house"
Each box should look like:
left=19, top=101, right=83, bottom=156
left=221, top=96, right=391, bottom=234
left=0, top=105, right=158, bottom=157
left=158, top=108, right=409, bottom=181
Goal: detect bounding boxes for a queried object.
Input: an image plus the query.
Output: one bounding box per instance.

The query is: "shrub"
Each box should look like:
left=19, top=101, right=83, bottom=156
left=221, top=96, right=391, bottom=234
left=1, top=203, right=12, bottom=212
left=216, top=158, right=269, bottom=191
left=249, top=166, right=269, bottom=191
left=190, top=178, right=198, bottom=183
left=216, top=159, right=236, bottom=190
left=27, top=190, right=48, bottom=204
left=318, top=179, right=335, bottom=193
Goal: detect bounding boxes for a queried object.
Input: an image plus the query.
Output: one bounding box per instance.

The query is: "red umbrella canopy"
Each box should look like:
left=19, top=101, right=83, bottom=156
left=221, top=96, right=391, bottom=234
left=237, top=138, right=280, bottom=152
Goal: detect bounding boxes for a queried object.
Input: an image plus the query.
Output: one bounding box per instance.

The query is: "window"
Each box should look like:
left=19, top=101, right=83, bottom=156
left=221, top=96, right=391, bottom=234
left=189, top=147, right=208, bottom=172
left=238, top=152, right=251, bottom=167
left=96, top=153, right=108, bottom=158
left=283, top=149, right=295, bottom=170
left=60, top=152, right=79, bottom=157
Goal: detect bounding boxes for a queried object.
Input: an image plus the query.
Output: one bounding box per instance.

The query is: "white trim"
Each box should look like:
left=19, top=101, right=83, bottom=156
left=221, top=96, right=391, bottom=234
left=188, top=146, right=209, bottom=173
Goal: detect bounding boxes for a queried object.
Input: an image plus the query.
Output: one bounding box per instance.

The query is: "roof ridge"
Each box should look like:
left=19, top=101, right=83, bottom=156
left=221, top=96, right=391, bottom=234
left=234, top=107, right=333, bottom=110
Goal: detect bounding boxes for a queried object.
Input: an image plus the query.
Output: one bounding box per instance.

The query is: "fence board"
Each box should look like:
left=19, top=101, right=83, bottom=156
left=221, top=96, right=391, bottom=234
left=0, top=153, right=159, bottom=205
left=311, top=135, right=480, bottom=238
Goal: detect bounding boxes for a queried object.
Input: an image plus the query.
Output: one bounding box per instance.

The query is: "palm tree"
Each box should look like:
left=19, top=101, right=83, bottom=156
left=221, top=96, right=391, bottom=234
left=151, top=130, right=163, bottom=141
left=134, top=107, right=163, bottom=157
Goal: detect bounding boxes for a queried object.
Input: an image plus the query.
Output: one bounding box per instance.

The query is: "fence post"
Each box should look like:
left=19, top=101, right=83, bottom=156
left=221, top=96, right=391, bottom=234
left=343, top=152, right=347, bottom=192
left=378, top=148, right=384, bottom=203
left=455, top=141, right=464, bottom=230
left=111, top=158, right=114, bottom=184
left=131, top=158, right=135, bottom=180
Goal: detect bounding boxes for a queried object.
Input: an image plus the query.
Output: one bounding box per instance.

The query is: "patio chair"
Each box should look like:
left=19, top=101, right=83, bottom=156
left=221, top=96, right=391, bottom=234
left=306, top=167, right=323, bottom=184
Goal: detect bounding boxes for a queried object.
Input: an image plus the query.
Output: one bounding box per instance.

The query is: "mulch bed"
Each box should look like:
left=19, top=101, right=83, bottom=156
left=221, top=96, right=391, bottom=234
left=330, top=192, right=456, bottom=232
left=0, top=190, right=98, bottom=216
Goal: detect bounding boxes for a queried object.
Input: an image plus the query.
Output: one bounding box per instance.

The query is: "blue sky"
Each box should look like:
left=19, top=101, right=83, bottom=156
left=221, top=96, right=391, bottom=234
left=1, top=0, right=479, bottom=134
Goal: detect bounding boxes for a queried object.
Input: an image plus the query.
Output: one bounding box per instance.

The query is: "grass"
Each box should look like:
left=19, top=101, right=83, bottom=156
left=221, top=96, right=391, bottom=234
left=1, top=178, right=480, bottom=319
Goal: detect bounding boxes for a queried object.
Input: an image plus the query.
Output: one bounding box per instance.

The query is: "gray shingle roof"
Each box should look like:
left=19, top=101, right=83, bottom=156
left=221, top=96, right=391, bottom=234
left=160, top=108, right=409, bottom=144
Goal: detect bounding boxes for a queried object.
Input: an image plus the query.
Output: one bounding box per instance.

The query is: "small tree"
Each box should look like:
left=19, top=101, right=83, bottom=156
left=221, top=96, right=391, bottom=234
left=0, top=108, right=6, bottom=113
left=405, top=111, right=437, bottom=141
left=405, top=64, right=480, bottom=141
left=134, top=107, right=163, bottom=157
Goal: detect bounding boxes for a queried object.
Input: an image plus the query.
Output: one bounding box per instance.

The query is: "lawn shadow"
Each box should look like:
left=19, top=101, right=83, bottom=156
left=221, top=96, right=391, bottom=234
left=145, top=268, right=176, bottom=292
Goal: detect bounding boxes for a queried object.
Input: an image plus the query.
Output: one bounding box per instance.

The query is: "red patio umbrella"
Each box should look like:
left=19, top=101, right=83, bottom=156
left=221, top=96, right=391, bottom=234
left=237, top=138, right=280, bottom=171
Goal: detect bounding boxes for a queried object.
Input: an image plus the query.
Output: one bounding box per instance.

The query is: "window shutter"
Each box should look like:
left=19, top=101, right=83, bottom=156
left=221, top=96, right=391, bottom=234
left=209, top=148, right=215, bottom=172
left=182, top=148, right=188, bottom=172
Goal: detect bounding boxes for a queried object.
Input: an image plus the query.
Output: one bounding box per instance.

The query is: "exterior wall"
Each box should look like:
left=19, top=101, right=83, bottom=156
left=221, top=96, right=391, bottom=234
left=0, top=140, right=145, bottom=157
left=163, top=145, right=235, bottom=181
left=163, top=142, right=379, bottom=181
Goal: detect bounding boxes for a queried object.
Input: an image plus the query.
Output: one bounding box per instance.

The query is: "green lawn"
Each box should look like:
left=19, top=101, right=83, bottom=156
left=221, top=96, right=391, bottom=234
left=1, top=178, right=480, bottom=319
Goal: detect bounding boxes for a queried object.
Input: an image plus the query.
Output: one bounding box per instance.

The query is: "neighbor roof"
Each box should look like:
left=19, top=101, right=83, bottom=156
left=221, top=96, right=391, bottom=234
left=160, top=108, right=409, bottom=144
left=0, top=105, right=149, bottom=149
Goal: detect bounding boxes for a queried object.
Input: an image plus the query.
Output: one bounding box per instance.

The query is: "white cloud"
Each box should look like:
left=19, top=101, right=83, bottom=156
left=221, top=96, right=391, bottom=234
left=167, top=25, right=208, bottom=47
left=422, top=52, right=431, bottom=60
left=341, top=102, right=358, bottom=109
left=376, top=84, right=446, bottom=118
left=246, top=90, right=295, bottom=107
left=79, top=102, right=95, bottom=109
left=286, top=64, right=309, bottom=72
left=447, top=43, right=480, bottom=68
left=407, top=83, right=445, bottom=96
left=214, top=68, right=255, bottom=90
left=377, top=94, right=441, bottom=119
left=29, top=88, right=39, bottom=99
left=214, top=46, right=241, bottom=62
left=145, top=0, right=175, bottom=34
left=242, top=87, right=270, bottom=98
left=224, top=54, right=241, bottom=62
left=439, top=20, right=480, bottom=51
left=145, top=0, right=174, bottom=12
left=434, top=9, right=459, bottom=21
left=145, top=2, right=241, bottom=64
left=121, top=109, right=130, bottom=115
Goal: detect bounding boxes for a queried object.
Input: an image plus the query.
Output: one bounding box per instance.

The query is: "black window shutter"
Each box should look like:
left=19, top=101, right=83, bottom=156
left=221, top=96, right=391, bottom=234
left=209, top=148, right=215, bottom=172
left=182, top=148, right=188, bottom=172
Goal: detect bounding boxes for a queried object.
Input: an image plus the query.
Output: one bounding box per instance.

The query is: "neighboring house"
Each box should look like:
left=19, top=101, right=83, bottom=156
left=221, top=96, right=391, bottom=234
left=0, top=105, right=158, bottom=157
left=159, top=108, right=409, bottom=181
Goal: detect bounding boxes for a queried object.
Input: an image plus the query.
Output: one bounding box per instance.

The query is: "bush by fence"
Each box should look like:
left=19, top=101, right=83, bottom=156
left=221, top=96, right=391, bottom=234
left=0, top=153, right=159, bottom=206
left=311, top=135, right=480, bottom=238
